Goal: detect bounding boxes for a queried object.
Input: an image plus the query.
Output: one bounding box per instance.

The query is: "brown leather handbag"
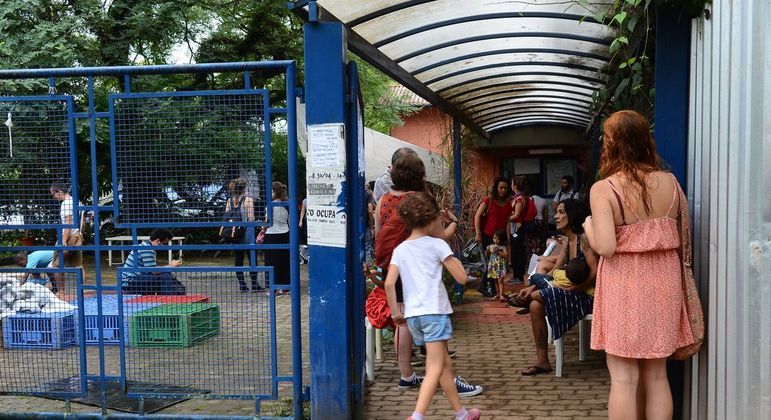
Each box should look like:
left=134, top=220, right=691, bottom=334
left=670, top=184, right=705, bottom=360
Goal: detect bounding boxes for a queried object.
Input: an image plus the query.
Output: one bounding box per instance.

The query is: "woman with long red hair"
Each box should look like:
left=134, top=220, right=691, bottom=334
left=583, top=110, right=697, bottom=420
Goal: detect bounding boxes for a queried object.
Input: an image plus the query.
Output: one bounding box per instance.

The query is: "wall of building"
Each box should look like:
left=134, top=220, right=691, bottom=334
left=389, top=107, right=451, bottom=154
left=687, top=1, right=770, bottom=418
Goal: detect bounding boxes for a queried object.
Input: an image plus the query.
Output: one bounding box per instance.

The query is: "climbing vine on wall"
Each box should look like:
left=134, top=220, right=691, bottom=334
left=585, top=0, right=711, bottom=122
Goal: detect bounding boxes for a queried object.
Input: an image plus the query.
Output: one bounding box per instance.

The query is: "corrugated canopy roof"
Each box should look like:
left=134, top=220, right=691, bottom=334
left=304, top=0, right=614, bottom=137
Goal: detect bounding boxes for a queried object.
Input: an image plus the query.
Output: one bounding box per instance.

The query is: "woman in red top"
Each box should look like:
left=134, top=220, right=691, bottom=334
left=474, top=177, right=513, bottom=251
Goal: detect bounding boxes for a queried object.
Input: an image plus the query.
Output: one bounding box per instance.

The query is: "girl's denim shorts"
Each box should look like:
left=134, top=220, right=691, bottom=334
left=406, top=314, right=452, bottom=346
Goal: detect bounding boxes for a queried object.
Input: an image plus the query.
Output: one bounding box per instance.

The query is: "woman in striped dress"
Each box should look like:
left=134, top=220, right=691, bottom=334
left=515, top=198, right=598, bottom=375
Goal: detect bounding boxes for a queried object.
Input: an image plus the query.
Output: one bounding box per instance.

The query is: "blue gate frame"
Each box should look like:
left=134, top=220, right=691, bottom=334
left=0, top=62, right=306, bottom=418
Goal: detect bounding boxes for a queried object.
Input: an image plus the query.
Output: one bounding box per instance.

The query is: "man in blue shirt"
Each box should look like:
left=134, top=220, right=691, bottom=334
left=121, top=228, right=184, bottom=295
left=14, top=250, right=55, bottom=286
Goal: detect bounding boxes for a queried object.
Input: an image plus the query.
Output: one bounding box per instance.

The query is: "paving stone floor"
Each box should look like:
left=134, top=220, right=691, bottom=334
left=362, top=290, right=611, bottom=420
left=0, top=255, right=610, bottom=418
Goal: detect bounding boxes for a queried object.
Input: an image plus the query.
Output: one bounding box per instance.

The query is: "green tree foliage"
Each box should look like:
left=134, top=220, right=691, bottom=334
left=0, top=0, right=412, bottom=211
left=351, top=55, right=421, bottom=134
left=587, top=0, right=710, bottom=121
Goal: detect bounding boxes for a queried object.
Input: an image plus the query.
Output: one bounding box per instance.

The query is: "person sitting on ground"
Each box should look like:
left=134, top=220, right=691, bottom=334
left=121, top=228, right=185, bottom=295
left=384, top=192, right=482, bottom=420
left=14, top=250, right=55, bottom=286
left=513, top=199, right=598, bottom=376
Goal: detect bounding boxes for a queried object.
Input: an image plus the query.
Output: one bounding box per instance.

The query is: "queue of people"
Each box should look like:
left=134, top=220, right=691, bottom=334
left=6, top=108, right=699, bottom=420
left=359, top=108, right=697, bottom=420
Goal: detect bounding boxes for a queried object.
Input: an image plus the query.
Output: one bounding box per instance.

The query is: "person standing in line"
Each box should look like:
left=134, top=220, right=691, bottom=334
left=509, top=177, right=537, bottom=284
left=473, top=177, right=512, bottom=250
left=226, top=178, right=263, bottom=292
left=552, top=175, right=580, bottom=209
left=49, top=183, right=83, bottom=294
left=262, top=181, right=290, bottom=295
left=384, top=192, right=481, bottom=420
left=484, top=230, right=509, bottom=302
left=365, top=181, right=376, bottom=261
left=584, top=110, right=697, bottom=420
left=532, top=192, right=548, bottom=225
left=298, top=194, right=308, bottom=264
left=373, top=147, right=418, bottom=203
left=548, top=175, right=580, bottom=230
left=375, top=153, right=480, bottom=396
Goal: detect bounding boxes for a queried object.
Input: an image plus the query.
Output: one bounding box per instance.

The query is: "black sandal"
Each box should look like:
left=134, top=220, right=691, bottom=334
left=521, top=366, right=553, bottom=376
left=505, top=294, right=529, bottom=308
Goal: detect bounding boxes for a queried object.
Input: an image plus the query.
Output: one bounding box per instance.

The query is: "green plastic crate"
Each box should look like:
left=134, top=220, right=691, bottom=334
left=129, top=303, right=220, bottom=347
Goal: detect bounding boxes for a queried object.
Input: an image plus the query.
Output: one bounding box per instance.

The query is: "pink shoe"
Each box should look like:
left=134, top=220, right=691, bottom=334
left=466, top=408, right=481, bottom=420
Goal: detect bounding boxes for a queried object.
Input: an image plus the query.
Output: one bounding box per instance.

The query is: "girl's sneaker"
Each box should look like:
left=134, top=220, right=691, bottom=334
left=465, top=408, right=481, bottom=420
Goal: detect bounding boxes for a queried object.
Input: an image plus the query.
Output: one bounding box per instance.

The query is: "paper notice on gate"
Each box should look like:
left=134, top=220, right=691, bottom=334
left=307, top=123, right=346, bottom=168
left=306, top=123, right=347, bottom=248
left=306, top=204, right=347, bottom=248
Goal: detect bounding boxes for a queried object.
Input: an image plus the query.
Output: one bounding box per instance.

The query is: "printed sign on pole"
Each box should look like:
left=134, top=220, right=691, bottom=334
left=306, top=123, right=347, bottom=248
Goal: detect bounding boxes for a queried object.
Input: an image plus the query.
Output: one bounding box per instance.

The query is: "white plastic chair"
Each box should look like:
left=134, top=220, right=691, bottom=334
left=547, top=313, right=593, bottom=377
left=364, top=317, right=384, bottom=381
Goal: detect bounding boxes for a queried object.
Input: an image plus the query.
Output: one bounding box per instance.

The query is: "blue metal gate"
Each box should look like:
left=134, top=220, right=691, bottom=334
left=0, top=62, right=305, bottom=418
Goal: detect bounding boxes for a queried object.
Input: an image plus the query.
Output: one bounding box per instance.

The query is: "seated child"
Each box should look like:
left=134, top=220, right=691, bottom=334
left=528, top=257, right=591, bottom=290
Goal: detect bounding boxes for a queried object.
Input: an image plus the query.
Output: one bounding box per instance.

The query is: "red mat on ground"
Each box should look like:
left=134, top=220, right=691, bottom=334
left=125, top=294, right=210, bottom=304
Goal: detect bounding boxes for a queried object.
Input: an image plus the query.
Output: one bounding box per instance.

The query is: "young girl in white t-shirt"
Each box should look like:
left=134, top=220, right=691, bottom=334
left=384, top=192, right=481, bottom=420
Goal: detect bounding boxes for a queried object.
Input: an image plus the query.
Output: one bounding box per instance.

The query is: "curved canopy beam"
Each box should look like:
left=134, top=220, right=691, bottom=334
left=458, top=92, right=594, bottom=112
left=486, top=119, right=590, bottom=131
left=308, top=0, right=615, bottom=133
left=484, top=116, right=592, bottom=130
left=447, top=82, right=596, bottom=103
left=471, top=103, right=593, bottom=122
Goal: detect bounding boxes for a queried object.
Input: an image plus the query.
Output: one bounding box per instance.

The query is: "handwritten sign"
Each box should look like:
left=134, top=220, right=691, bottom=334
left=306, top=123, right=347, bottom=247
left=307, top=124, right=346, bottom=168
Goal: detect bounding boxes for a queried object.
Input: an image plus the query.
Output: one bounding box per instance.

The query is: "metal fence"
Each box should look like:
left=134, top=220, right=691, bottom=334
left=0, top=62, right=303, bottom=418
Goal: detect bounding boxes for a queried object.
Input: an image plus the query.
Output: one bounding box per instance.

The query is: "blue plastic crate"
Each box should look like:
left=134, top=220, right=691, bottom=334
left=2, top=311, right=77, bottom=350
left=79, top=298, right=159, bottom=346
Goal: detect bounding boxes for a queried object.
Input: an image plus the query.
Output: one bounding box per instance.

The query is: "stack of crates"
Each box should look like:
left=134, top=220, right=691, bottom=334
left=2, top=311, right=77, bottom=349
left=129, top=303, right=220, bottom=347
left=125, top=294, right=210, bottom=304
left=79, top=294, right=160, bottom=346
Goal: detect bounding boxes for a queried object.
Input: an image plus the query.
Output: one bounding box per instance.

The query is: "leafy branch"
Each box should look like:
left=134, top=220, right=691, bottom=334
left=587, top=0, right=711, bottom=121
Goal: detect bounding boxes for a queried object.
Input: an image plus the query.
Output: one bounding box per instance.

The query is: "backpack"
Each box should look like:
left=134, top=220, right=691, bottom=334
left=374, top=193, right=412, bottom=270
left=517, top=197, right=538, bottom=234
left=219, top=197, right=245, bottom=243
left=522, top=197, right=537, bottom=223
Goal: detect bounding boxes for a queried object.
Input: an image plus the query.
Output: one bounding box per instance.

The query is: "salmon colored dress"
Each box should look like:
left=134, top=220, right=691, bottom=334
left=590, top=177, right=695, bottom=358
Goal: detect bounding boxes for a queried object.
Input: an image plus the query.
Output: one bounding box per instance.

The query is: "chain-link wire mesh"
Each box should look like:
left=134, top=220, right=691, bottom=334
left=0, top=99, right=75, bottom=227
left=112, top=93, right=268, bottom=225
left=120, top=269, right=273, bottom=397
left=0, top=269, right=82, bottom=395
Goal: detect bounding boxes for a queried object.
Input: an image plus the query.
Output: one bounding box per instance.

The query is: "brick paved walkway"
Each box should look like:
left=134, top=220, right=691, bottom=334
left=363, top=289, right=610, bottom=420
left=0, top=254, right=609, bottom=418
